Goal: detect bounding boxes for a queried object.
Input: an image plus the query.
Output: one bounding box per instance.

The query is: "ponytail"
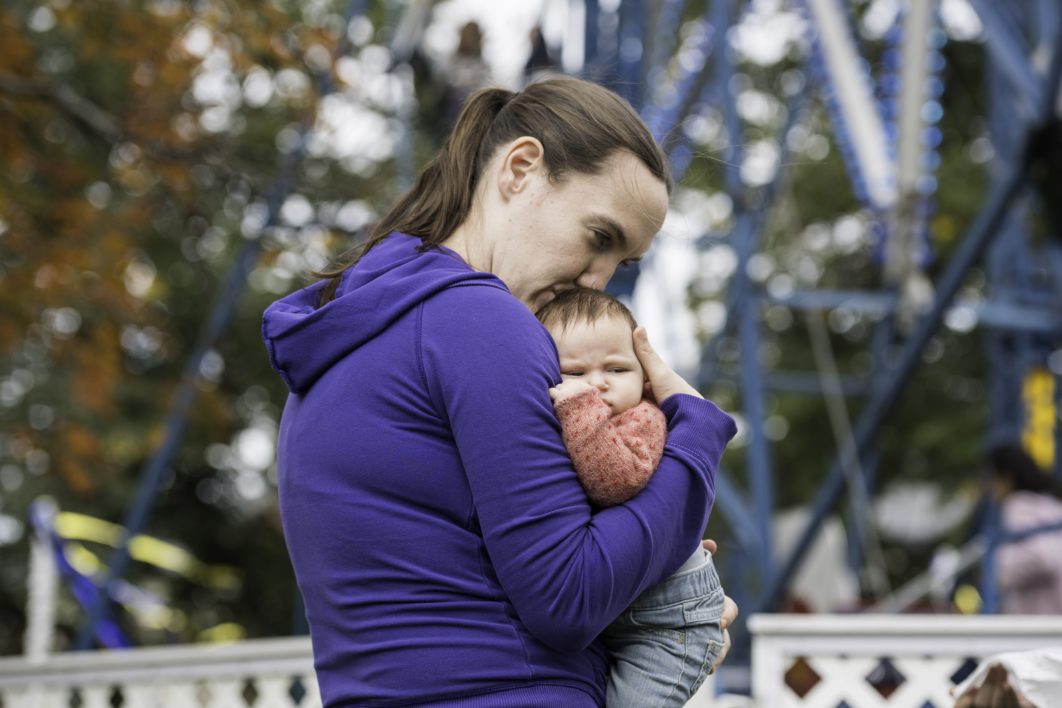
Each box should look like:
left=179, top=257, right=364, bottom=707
left=316, top=76, right=670, bottom=306
left=315, top=88, right=514, bottom=305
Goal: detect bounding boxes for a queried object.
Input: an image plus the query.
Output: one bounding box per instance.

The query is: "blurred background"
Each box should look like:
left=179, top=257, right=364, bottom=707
left=0, top=0, right=1060, bottom=685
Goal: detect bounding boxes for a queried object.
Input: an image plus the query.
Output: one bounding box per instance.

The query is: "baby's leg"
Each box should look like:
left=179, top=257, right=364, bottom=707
left=602, top=549, right=726, bottom=708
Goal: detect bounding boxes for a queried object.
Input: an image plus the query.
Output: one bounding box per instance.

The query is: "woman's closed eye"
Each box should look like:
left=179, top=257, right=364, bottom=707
left=592, top=229, right=635, bottom=268
left=591, top=230, right=612, bottom=250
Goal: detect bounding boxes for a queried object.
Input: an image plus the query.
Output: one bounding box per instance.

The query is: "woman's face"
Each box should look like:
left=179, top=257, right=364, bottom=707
left=487, top=147, right=669, bottom=312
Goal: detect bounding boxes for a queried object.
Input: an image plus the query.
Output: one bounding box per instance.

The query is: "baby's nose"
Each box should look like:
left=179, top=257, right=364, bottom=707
left=588, top=372, right=608, bottom=390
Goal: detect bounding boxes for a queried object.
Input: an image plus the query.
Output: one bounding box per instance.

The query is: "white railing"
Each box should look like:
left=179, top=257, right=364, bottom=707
left=0, top=637, right=320, bottom=708
left=750, top=613, right=1062, bottom=707
left=3, top=614, right=1060, bottom=708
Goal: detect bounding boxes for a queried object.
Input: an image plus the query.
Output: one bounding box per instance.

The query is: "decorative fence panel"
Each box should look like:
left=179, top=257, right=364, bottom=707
left=0, top=637, right=320, bottom=708
left=4, top=615, right=1061, bottom=707
left=749, top=614, right=1062, bottom=708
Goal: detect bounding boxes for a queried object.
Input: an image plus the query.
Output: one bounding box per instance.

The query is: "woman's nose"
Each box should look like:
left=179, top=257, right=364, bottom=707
left=575, top=272, right=604, bottom=290
left=576, top=263, right=616, bottom=291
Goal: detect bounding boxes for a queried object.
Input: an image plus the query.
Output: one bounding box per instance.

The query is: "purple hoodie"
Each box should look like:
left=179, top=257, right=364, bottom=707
left=262, top=233, right=736, bottom=707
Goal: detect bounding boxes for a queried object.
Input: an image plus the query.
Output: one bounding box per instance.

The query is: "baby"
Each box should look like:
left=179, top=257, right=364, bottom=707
left=537, top=287, right=728, bottom=708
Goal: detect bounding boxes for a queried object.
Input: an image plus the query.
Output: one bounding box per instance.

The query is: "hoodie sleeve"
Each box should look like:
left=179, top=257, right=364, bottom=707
left=419, top=284, right=736, bottom=652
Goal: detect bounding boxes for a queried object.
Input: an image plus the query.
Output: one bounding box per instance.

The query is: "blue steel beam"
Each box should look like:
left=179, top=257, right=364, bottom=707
left=697, top=88, right=808, bottom=389
left=74, top=221, right=275, bottom=650
left=980, top=500, right=1002, bottom=613
left=968, top=0, right=1044, bottom=116
left=766, top=372, right=870, bottom=397
left=645, top=4, right=721, bottom=151
left=74, top=0, right=370, bottom=650
left=615, top=2, right=726, bottom=296
left=711, top=371, right=871, bottom=397
left=617, top=0, right=646, bottom=108
left=584, top=0, right=600, bottom=73
left=714, top=467, right=763, bottom=553
left=646, top=0, right=689, bottom=88
left=1036, top=0, right=1061, bottom=51
left=765, top=289, right=897, bottom=316
left=977, top=301, right=1062, bottom=333
left=758, top=40, right=1062, bottom=613
left=708, top=0, right=775, bottom=590
left=764, top=288, right=1062, bottom=332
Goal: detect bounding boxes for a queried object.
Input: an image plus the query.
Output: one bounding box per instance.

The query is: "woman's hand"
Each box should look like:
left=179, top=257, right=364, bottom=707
left=633, top=327, right=702, bottom=404
left=710, top=596, right=737, bottom=673
left=703, top=538, right=738, bottom=674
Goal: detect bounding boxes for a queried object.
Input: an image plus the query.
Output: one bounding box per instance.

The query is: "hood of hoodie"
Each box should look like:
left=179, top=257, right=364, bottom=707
left=262, top=232, right=505, bottom=394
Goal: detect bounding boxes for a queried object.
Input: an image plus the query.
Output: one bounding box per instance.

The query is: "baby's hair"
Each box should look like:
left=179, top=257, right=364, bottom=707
left=535, top=287, right=638, bottom=333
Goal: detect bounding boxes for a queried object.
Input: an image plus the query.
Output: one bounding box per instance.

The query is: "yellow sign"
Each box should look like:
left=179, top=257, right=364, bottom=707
left=1023, top=368, right=1056, bottom=470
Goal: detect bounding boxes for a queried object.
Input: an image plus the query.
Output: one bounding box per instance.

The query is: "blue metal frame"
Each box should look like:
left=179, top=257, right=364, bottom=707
left=968, top=0, right=1044, bottom=116
left=759, top=32, right=1062, bottom=612
left=75, top=0, right=1062, bottom=657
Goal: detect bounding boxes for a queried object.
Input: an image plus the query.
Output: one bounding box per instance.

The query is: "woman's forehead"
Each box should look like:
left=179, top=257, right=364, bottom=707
left=583, top=154, right=669, bottom=236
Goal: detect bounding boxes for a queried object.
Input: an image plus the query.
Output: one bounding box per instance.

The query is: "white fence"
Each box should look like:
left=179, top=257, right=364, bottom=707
left=0, top=637, right=320, bottom=708
left=750, top=613, right=1062, bottom=707
left=2, top=614, right=1061, bottom=707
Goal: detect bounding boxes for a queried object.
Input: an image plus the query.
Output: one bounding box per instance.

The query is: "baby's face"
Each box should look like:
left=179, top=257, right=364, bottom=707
left=549, top=315, right=645, bottom=414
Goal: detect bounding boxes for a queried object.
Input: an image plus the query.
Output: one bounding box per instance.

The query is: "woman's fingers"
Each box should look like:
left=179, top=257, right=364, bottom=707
left=708, top=598, right=739, bottom=674
left=720, top=595, right=738, bottom=630
left=632, top=327, right=666, bottom=379
left=711, top=629, right=731, bottom=674
left=632, top=327, right=701, bottom=403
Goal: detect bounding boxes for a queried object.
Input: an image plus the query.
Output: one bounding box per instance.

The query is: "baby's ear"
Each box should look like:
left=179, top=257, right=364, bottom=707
left=643, top=380, right=652, bottom=395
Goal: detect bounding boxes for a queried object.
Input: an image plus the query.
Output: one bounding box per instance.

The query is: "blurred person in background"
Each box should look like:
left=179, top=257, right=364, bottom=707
left=524, top=26, right=558, bottom=84
left=441, top=21, right=492, bottom=127
left=987, top=443, right=1062, bottom=615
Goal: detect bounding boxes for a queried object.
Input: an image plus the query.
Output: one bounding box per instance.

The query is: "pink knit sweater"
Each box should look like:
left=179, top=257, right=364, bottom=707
left=553, top=389, right=667, bottom=507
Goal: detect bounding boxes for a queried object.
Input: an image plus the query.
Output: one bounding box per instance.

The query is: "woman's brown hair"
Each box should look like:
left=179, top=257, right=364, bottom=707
left=315, top=75, right=672, bottom=305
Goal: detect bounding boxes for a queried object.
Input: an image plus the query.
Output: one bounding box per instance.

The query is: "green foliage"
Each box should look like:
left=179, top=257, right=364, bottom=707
left=0, top=0, right=393, bottom=652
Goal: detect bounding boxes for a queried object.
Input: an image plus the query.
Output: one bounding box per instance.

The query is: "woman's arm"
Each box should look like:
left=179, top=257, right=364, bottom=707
left=420, top=285, right=736, bottom=651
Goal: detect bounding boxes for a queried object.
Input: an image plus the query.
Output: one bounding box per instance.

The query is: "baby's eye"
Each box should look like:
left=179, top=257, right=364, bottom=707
left=563, top=371, right=584, bottom=377
left=608, top=368, right=629, bottom=374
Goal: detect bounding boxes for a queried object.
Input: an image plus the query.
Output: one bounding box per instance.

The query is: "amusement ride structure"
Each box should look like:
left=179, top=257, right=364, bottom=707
left=27, top=0, right=1060, bottom=673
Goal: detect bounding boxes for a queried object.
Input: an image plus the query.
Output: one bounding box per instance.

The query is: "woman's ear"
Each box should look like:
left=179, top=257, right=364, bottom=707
left=497, top=136, right=545, bottom=199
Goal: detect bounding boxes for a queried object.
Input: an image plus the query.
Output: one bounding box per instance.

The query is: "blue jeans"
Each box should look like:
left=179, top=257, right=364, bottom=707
left=601, top=549, right=726, bottom=707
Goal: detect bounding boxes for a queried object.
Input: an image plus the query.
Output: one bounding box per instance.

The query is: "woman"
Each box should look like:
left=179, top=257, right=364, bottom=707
left=988, top=443, right=1062, bottom=615
left=263, top=76, right=737, bottom=707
